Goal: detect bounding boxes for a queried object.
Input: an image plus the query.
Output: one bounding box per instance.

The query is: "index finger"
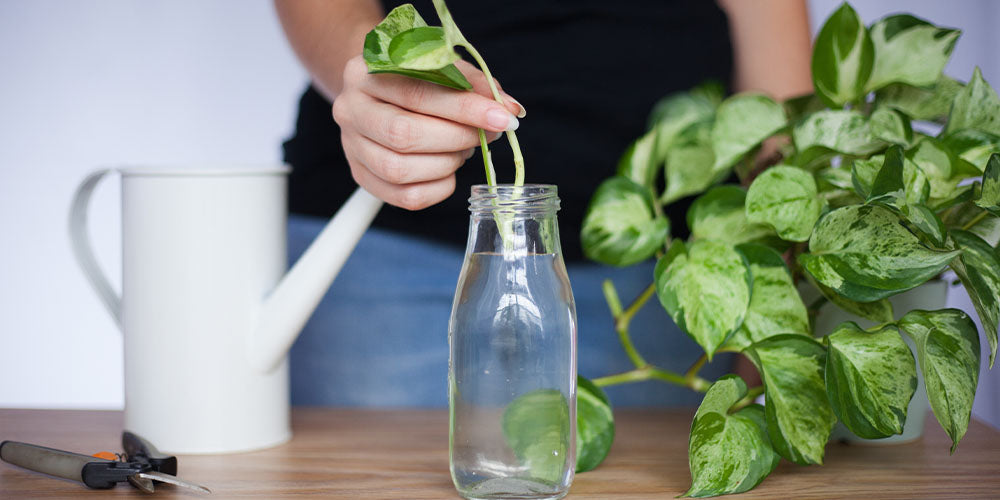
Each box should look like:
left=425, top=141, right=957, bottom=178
left=362, top=72, right=520, bottom=133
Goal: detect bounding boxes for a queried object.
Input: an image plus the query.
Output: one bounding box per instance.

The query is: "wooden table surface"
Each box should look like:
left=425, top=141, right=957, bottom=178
left=1, top=408, right=998, bottom=499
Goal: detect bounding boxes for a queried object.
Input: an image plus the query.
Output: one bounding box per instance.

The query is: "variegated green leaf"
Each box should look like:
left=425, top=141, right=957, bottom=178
left=898, top=309, right=981, bottom=453
left=866, top=14, right=960, bottom=91
left=870, top=106, right=914, bottom=146
left=685, top=375, right=779, bottom=498
left=944, top=67, right=1000, bottom=137
left=975, top=153, right=1000, bottom=216
left=877, top=75, right=963, bottom=123
left=649, top=91, right=717, bottom=154
left=655, top=240, right=751, bottom=360
left=824, top=322, right=917, bottom=439
left=363, top=5, right=471, bottom=90
left=799, top=205, right=960, bottom=301
left=745, top=165, right=823, bottom=242
left=811, top=3, right=874, bottom=107
left=793, top=110, right=886, bottom=159
left=576, top=376, right=614, bottom=473
left=941, top=130, right=1000, bottom=172
left=901, top=203, right=948, bottom=248
left=852, top=154, right=928, bottom=205
left=711, top=94, right=786, bottom=170
left=805, top=273, right=894, bottom=324
left=662, top=122, right=719, bottom=204
left=725, top=245, right=810, bottom=351
left=950, top=229, right=1000, bottom=367
left=745, top=335, right=835, bottom=465
left=616, top=129, right=658, bottom=189
left=687, top=186, right=774, bottom=245
left=388, top=26, right=461, bottom=70
left=502, top=389, right=570, bottom=483
left=581, top=177, right=669, bottom=267
left=867, top=146, right=906, bottom=204
left=907, top=138, right=969, bottom=200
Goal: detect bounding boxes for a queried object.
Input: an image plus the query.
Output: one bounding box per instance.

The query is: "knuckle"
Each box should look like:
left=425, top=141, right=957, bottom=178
left=331, top=97, right=347, bottom=125
left=398, top=79, right=428, bottom=107
left=385, top=115, right=417, bottom=152
left=343, top=56, right=366, bottom=82
left=376, top=152, right=408, bottom=184
left=397, top=185, right=430, bottom=211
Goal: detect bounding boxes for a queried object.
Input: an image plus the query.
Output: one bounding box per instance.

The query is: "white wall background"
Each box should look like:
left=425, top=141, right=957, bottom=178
left=1, top=0, right=998, bottom=428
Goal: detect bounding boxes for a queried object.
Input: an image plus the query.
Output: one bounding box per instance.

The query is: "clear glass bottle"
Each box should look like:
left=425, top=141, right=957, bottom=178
left=449, top=184, right=577, bottom=500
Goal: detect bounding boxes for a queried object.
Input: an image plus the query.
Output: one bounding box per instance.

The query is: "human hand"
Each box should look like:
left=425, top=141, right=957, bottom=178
left=333, top=56, right=524, bottom=210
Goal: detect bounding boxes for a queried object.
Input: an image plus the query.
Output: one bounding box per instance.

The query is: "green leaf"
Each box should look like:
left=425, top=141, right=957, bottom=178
left=866, top=14, right=960, bottom=91
left=793, top=110, right=886, bottom=159
left=799, top=204, right=960, bottom=301
left=711, top=94, right=786, bottom=170
left=389, top=26, right=461, bottom=70
left=363, top=5, right=471, bottom=90
left=685, top=376, right=779, bottom=498
left=805, top=273, right=894, bottom=324
left=502, top=389, right=571, bottom=483
left=725, top=245, right=810, bottom=351
left=576, top=376, right=614, bottom=473
left=648, top=91, right=717, bottom=140
left=431, top=0, right=468, bottom=47
left=783, top=93, right=827, bottom=122
left=745, top=335, right=835, bottom=465
left=928, top=182, right=976, bottom=212
left=687, top=186, right=775, bottom=245
left=854, top=153, right=928, bottom=206
left=662, top=122, right=719, bottom=204
left=975, top=153, right=1000, bottom=216
left=941, top=129, right=1000, bottom=172
left=945, top=67, right=1000, bottom=137
left=745, top=165, right=823, bottom=242
left=824, top=322, right=917, bottom=438
left=867, top=145, right=906, bottom=204
left=950, top=229, right=1000, bottom=367
left=898, top=309, right=981, bottom=453
left=901, top=203, right=948, bottom=248
left=616, top=129, right=658, bottom=189
left=877, top=75, right=963, bottom=123
left=581, top=177, right=669, bottom=267
left=907, top=138, right=965, bottom=199
left=655, top=240, right=751, bottom=360
left=870, top=106, right=914, bottom=146
left=811, top=3, right=875, bottom=107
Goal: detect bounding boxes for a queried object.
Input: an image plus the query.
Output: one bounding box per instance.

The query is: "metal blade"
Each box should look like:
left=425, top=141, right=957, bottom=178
left=137, top=471, right=211, bottom=494
left=128, top=474, right=156, bottom=494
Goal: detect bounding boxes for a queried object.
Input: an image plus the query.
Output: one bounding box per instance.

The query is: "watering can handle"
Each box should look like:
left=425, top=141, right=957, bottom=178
left=68, top=169, right=121, bottom=330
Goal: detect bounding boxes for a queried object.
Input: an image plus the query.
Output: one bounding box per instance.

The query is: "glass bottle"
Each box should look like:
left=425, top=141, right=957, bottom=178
left=449, top=184, right=577, bottom=500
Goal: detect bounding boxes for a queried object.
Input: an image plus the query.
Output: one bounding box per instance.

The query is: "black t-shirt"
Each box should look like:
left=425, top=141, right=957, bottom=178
left=284, top=0, right=733, bottom=261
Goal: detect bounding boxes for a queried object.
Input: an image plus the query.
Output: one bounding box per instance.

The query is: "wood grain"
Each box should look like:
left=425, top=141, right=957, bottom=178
left=1, top=408, right=997, bottom=498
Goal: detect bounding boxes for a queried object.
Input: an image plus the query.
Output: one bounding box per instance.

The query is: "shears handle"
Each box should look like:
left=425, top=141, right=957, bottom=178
left=0, top=440, right=146, bottom=489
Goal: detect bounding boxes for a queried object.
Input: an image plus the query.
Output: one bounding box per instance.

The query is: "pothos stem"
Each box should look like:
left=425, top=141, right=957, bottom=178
left=462, top=42, right=525, bottom=186
left=478, top=128, right=496, bottom=186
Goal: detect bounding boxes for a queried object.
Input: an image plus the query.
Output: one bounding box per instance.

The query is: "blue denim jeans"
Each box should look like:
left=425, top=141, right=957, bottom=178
left=288, top=215, right=732, bottom=407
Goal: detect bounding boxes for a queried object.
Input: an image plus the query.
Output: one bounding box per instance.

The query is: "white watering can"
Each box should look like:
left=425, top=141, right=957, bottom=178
left=69, top=166, right=382, bottom=453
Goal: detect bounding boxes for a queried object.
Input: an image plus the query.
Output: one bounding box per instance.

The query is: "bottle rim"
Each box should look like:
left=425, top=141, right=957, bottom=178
left=468, top=184, right=560, bottom=214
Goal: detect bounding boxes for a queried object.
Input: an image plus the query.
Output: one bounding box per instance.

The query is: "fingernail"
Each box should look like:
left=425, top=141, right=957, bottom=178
left=501, top=92, right=526, bottom=118
left=486, top=108, right=519, bottom=131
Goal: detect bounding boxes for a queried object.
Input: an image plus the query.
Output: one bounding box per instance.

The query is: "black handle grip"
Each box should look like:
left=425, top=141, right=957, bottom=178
left=1, top=440, right=110, bottom=486
left=123, top=431, right=177, bottom=476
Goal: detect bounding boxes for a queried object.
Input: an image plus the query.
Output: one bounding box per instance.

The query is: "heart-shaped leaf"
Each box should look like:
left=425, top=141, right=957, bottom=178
left=812, top=3, right=874, bottom=107
left=799, top=204, right=960, bottom=301
left=867, top=145, right=906, bottom=204
left=877, top=75, right=963, bottom=123
left=950, top=229, right=1000, bottom=367
left=581, top=177, right=669, bottom=267
left=649, top=91, right=717, bottom=155
left=363, top=5, right=471, bottom=90
left=616, top=129, right=658, bottom=189
left=851, top=154, right=929, bottom=206
left=824, top=322, right=917, bottom=439
left=745, top=165, right=823, bottom=242
left=942, top=129, right=1000, bottom=172
left=975, top=153, right=1000, bottom=216
left=502, top=389, right=570, bottom=483
left=655, top=240, right=751, bottom=360
left=725, top=244, right=810, bottom=351
left=793, top=110, right=886, bottom=160
left=662, top=122, right=719, bottom=204
left=944, top=67, right=1000, bottom=138
left=389, top=26, right=462, bottom=70
left=745, top=335, right=835, bottom=465
left=687, top=186, right=775, bottom=245
left=711, top=94, right=786, bottom=170
left=685, top=375, right=779, bottom=498
left=907, top=138, right=973, bottom=200
left=870, top=106, right=914, bottom=146
left=866, top=14, right=960, bottom=91
left=576, top=376, right=614, bottom=473
left=898, top=309, right=981, bottom=453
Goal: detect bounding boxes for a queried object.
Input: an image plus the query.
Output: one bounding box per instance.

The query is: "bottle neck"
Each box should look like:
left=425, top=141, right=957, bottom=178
left=466, top=185, right=562, bottom=257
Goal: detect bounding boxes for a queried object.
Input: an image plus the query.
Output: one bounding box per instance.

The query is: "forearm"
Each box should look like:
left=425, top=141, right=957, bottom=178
left=718, top=0, right=813, bottom=100
left=274, top=0, right=384, bottom=100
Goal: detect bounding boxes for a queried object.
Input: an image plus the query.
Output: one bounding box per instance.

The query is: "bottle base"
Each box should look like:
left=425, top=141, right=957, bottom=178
left=457, top=477, right=569, bottom=500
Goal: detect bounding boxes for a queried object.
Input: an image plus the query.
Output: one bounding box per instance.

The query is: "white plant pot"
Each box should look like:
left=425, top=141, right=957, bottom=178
left=811, top=280, right=948, bottom=444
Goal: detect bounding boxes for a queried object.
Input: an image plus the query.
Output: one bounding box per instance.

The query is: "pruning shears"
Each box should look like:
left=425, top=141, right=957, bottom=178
left=0, top=431, right=210, bottom=494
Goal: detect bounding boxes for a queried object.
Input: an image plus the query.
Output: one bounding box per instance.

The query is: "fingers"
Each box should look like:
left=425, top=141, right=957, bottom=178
left=340, top=93, right=483, bottom=154
left=343, top=131, right=472, bottom=185
left=455, top=60, right=525, bottom=118
left=344, top=138, right=460, bottom=211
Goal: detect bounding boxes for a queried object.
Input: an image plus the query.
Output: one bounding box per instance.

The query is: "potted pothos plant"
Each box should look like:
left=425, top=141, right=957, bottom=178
left=575, top=2, right=1000, bottom=497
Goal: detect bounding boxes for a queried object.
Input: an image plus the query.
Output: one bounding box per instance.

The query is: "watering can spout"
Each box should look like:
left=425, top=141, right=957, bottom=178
left=248, top=187, right=383, bottom=372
